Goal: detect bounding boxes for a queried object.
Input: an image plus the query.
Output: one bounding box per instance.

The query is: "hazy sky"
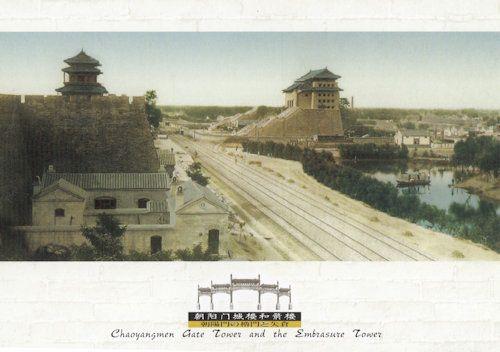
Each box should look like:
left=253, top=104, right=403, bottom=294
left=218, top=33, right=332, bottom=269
left=0, top=32, right=498, bottom=108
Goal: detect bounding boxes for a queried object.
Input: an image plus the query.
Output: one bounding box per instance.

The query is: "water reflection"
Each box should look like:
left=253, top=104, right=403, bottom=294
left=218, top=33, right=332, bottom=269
left=346, top=160, right=499, bottom=213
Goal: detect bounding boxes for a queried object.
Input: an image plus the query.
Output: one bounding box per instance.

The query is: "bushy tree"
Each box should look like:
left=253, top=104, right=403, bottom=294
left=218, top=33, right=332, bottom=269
left=187, top=162, right=209, bottom=186
left=81, top=213, right=126, bottom=260
left=452, top=136, right=499, bottom=175
left=145, top=90, right=163, bottom=128
left=69, top=243, right=98, bottom=261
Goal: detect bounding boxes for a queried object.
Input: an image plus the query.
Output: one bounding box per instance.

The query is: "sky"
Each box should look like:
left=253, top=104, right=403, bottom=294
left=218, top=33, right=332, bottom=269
left=0, top=32, right=498, bottom=109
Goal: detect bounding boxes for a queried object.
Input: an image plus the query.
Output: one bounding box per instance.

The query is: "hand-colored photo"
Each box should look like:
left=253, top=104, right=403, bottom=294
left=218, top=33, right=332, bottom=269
left=0, top=32, right=498, bottom=261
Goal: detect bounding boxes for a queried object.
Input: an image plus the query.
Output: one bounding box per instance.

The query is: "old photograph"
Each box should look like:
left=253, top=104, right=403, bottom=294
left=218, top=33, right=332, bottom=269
left=0, top=32, right=498, bottom=261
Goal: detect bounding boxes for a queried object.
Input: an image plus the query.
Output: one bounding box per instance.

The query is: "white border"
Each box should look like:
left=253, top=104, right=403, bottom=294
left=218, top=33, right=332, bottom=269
left=0, top=0, right=499, bottom=31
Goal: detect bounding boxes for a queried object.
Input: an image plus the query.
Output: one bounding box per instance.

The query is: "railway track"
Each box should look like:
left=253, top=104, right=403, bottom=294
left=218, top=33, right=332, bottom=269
left=208, top=143, right=435, bottom=261
left=176, top=136, right=434, bottom=261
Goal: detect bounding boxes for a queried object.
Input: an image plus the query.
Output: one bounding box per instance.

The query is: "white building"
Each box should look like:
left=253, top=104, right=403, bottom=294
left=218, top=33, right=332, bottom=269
left=394, top=129, right=431, bottom=147
left=17, top=168, right=230, bottom=256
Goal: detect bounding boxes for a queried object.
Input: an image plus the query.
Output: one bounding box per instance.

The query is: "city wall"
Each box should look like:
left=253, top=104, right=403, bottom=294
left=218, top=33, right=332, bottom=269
left=0, top=94, right=160, bottom=227
left=0, top=95, right=31, bottom=226
left=19, top=94, right=159, bottom=175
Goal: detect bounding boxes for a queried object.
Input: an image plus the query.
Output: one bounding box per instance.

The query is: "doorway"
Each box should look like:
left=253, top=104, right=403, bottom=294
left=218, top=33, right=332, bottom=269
left=150, top=236, right=162, bottom=254
left=208, top=229, right=220, bottom=254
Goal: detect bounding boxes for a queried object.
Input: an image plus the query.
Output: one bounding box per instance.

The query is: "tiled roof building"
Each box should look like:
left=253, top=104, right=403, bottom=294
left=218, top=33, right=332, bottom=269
left=40, top=172, right=170, bottom=190
left=20, top=168, right=230, bottom=257
left=56, top=50, right=108, bottom=97
left=282, top=68, right=343, bottom=110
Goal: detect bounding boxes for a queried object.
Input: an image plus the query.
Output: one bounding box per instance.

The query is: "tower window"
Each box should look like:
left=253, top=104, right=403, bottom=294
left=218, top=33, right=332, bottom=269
left=54, top=208, right=65, bottom=217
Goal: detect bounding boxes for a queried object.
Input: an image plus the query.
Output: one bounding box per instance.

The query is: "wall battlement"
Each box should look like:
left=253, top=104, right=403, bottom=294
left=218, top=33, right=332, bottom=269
left=0, top=91, right=159, bottom=187
left=0, top=94, right=146, bottom=113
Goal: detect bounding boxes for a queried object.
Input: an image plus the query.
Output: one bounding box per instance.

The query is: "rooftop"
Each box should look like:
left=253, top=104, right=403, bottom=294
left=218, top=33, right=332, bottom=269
left=62, top=66, right=102, bottom=74
left=283, top=68, right=341, bottom=92
left=180, top=180, right=227, bottom=210
left=40, top=172, right=170, bottom=190
left=296, top=68, right=341, bottom=82
left=55, top=84, right=108, bottom=95
left=158, top=150, right=176, bottom=166
left=64, top=50, right=101, bottom=66
left=400, top=129, right=431, bottom=137
left=34, top=178, right=87, bottom=199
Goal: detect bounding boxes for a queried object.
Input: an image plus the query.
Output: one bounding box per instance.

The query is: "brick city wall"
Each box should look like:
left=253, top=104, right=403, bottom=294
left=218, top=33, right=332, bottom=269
left=0, top=94, right=159, bottom=227
left=20, top=94, right=159, bottom=174
left=0, top=95, right=31, bottom=226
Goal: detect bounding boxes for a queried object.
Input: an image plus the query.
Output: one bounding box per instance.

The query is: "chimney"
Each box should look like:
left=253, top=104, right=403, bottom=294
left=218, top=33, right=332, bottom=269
left=47, top=165, right=55, bottom=173
left=350, top=96, right=354, bottom=109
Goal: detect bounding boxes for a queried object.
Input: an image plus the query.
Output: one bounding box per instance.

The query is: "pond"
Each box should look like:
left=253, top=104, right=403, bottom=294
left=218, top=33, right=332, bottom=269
left=346, top=160, right=500, bottom=214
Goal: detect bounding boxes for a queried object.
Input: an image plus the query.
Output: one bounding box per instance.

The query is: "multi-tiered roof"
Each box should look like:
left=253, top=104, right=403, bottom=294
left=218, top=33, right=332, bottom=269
left=282, top=67, right=342, bottom=93
left=56, top=50, right=108, bottom=96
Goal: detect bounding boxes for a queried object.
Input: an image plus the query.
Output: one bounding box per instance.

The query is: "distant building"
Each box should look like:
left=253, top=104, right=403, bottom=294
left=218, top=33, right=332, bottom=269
left=282, top=68, right=342, bottom=110
left=245, top=68, right=344, bottom=142
left=394, top=129, right=431, bottom=147
left=56, top=50, right=108, bottom=97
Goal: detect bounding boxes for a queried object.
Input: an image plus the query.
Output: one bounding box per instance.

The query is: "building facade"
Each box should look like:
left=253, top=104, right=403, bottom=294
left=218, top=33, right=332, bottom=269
left=18, top=168, right=230, bottom=256
left=282, top=68, right=342, bottom=110
left=394, top=129, right=431, bottom=147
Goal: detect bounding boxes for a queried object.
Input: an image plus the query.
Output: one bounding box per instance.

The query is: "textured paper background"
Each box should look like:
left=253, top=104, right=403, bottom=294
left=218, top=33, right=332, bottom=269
left=0, top=0, right=499, bottom=350
left=0, top=262, right=499, bottom=350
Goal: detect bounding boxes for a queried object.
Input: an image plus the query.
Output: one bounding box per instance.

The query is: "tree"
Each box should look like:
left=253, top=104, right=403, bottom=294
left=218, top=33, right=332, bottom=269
left=478, top=142, right=500, bottom=177
left=452, top=136, right=498, bottom=173
left=340, top=98, right=355, bottom=129
left=187, top=162, right=209, bottom=186
left=145, top=90, right=162, bottom=128
left=81, top=213, right=126, bottom=260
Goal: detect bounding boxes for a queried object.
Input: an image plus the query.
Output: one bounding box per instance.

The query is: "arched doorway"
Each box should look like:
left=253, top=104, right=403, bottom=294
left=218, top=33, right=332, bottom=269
left=208, top=229, right=219, bottom=254
left=150, top=236, right=162, bottom=254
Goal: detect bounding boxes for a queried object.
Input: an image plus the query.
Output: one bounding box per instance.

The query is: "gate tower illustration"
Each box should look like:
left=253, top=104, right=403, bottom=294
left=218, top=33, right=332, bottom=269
left=197, top=274, right=292, bottom=310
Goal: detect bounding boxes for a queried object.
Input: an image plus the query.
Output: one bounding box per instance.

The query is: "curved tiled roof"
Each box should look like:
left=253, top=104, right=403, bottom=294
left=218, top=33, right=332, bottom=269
left=283, top=68, right=341, bottom=92
left=55, top=84, right=108, bottom=95
left=64, top=50, right=101, bottom=66
left=62, top=66, right=102, bottom=74
left=282, top=82, right=302, bottom=93
left=296, top=68, right=341, bottom=81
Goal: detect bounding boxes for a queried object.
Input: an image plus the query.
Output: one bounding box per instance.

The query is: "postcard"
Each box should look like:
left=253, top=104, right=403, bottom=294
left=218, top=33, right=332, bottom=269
left=0, top=1, right=498, bottom=351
